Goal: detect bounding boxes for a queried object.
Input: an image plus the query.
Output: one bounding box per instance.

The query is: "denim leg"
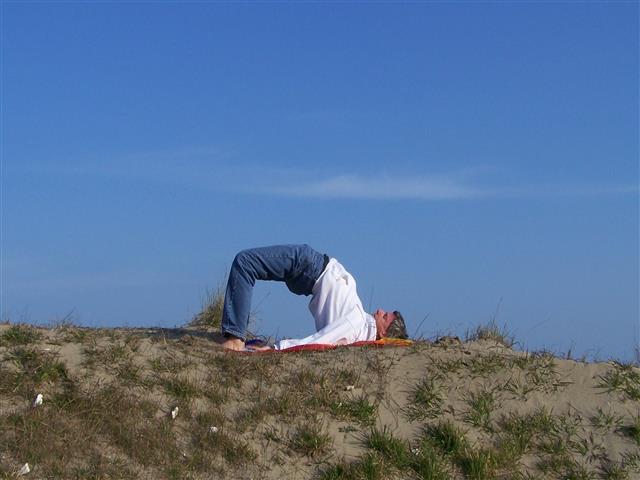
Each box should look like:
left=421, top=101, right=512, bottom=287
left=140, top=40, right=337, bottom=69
left=221, top=244, right=325, bottom=340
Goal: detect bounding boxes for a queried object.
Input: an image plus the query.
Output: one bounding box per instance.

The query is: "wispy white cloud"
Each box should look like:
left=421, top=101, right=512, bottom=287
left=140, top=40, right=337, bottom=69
left=252, top=171, right=638, bottom=200
left=16, top=146, right=638, bottom=201
left=259, top=174, right=483, bottom=200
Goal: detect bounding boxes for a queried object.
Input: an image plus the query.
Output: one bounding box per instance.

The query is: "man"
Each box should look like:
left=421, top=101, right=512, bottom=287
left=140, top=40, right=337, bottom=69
left=220, top=244, right=408, bottom=351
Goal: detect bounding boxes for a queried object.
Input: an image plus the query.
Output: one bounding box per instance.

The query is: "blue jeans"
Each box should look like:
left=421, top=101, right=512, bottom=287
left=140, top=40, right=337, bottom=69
left=221, top=244, right=327, bottom=340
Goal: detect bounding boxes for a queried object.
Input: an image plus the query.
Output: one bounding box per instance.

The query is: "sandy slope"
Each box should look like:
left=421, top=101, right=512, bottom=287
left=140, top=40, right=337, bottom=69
left=0, top=323, right=638, bottom=479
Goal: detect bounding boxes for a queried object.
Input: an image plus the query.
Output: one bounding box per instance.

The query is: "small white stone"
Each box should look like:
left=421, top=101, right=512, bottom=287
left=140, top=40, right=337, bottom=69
left=209, top=426, right=219, bottom=433
left=33, top=394, right=43, bottom=407
left=17, top=463, right=31, bottom=476
left=171, top=406, right=179, bottom=419
left=345, top=385, right=355, bottom=391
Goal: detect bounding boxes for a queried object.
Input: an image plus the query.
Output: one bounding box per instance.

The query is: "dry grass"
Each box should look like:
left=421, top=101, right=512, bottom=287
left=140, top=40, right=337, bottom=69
left=189, top=288, right=224, bottom=329
left=465, top=318, right=515, bottom=348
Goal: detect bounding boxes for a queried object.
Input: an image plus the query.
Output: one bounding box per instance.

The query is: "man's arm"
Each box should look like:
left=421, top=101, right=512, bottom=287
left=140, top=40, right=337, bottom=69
left=274, top=312, right=364, bottom=350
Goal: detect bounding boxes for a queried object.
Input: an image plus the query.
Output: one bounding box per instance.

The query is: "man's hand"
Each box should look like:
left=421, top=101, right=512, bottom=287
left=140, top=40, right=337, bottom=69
left=248, top=345, right=273, bottom=352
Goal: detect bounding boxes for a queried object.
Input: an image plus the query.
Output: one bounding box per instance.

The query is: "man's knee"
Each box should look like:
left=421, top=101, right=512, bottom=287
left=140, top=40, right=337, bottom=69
left=233, top=249, right=251, bottom=267
left=232, top=249, right=258, bottom=277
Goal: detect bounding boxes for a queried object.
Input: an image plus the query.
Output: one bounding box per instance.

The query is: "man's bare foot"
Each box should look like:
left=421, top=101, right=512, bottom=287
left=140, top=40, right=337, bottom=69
left=221, top=337, right=245, bottom=351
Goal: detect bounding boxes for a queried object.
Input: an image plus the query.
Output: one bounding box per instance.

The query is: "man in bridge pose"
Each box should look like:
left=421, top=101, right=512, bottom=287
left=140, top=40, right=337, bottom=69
left=220, top=244, right=408, bottom=351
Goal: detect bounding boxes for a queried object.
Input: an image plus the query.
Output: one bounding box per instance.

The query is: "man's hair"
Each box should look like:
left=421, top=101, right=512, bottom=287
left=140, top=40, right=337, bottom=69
left=385, top=311, right=409, bottom=339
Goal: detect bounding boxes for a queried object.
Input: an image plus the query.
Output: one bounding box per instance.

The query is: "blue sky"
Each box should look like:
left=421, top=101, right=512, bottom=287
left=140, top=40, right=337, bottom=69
left=2, top=2, right=638, bottom=360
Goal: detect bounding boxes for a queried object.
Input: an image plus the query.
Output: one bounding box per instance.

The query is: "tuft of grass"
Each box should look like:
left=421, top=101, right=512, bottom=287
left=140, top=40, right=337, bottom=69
left=429, top=356, right=464, bottom=376
left=618, top=415, right=640, bottom=446
left=405, top=376, right=444, bottom=421
left=219, top=436, right=257, bottom=466
left=464, top=388, right=499, bottom=431
left=113, top=361, right=143, bottom=386
left=621, top=451, right=640, bottom=473
left=190, top=412, right=257, bottom=468
left=600, top=458, right=630, bottom=480
left=467, top=353, right=508, bottom=377
left=319, top=453, right=385, bottom=480
left=163, top=376, right=200, bottom=401
left=318, top=462, right=359, bottom=480
left=51, top=315, right=97, bottom=345
left=505, top=353, right=567, bottom=399
left=286, top=367, right=336, bottom=410
left=70, top=451, right=138, bottom=479
left=1, top=324, right=41, bottom=346
left=151, top=354, right=194, bottom=375
left=8, top=347, right=69, bottom=388
left=408, top=441, right=449, bottom=480
left=190, top=288, right=224, bottom=329
left=81, top=337, right=141, bottom=374
left=570, top=431, right=606, bottom=464
left=59, top=326, right=95, bottom=344
left=422, top=421, right=494, bottom=479
left=201, top=380, right=229, bottom=404
left=493, top=433, right=527, bottom=467
left=598, top=361, right=640, bottom=401
left=290, top=418, right=332, bottom=457
left=262, top=389, right=302, bottom=417
left=332, top=366, right=361, bottom=388
left=207, top=353, right=269, bottom=389
left=363, top=426, right=410, bottom=468
left=458, top=447, right=496, bottom=480
left=465, top=318, right=514, bottom=348
left=497, top=408, right=558, bottom=457
left=365, top=351, right=396, bottom=380
left=235, top=400, right=272, bottom=432
left=562, top=463, right=598, bottom=480
left=538, top=435, right=570, bottom=458
left=331, top=395, right=377, bottom=427
left=590, top=407, right=624, bottom=432
left=527, top=352, right=565, bottom=391
left=422, top=420, right=468, bottom=458
left=356, top=452, right=386, bottom=480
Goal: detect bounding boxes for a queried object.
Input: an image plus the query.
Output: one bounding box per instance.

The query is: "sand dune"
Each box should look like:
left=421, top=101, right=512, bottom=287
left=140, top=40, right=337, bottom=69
left=1, top=323, right=638, bottom=479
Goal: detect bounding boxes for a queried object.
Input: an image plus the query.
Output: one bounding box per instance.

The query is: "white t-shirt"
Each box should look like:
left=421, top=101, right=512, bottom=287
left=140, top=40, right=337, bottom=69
left=274, top=258, right=377, bottom=350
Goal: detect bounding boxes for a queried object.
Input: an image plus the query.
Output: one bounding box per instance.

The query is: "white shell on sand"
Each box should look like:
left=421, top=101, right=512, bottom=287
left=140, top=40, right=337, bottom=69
left=17, top=463, right=31, bottom=476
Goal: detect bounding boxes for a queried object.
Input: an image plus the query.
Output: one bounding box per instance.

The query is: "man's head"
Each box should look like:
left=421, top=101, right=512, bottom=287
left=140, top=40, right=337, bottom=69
left=373, top=309, right=408, bottom=339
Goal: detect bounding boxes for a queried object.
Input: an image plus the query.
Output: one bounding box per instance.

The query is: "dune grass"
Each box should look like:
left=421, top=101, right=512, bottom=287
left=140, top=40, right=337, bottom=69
left=189, top=288, right=224, bottom=329
left=0, top=324, right=42, bottom=346
left=465, top=318, right=515, bottom=348
left=598, top=361, right=640, bottom=401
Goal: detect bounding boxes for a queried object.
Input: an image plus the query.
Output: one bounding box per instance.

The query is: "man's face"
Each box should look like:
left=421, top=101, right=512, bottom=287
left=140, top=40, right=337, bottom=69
left=374, top=309, right=396, bottom=338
